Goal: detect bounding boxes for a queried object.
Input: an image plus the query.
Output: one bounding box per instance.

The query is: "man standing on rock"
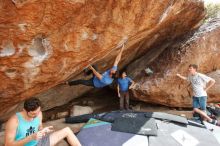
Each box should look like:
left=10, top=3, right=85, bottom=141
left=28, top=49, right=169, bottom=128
left=176, top=64, right=218, bottom=125
left=5, top=97, right=81, bottom=146
left=63, top=44, right=125, bottom=88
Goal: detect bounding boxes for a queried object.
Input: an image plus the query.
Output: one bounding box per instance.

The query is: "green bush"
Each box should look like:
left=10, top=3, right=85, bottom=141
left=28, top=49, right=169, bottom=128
left=205, top=3, right=220, bottom=20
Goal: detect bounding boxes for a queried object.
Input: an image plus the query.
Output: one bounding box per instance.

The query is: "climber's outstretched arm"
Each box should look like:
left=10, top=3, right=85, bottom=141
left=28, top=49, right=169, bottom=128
left=113, top=44, right=125, bottom=66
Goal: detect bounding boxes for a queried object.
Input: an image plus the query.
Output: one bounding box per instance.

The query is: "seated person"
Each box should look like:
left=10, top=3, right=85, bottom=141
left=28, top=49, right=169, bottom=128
left=5, top=97, right=81, bottom=146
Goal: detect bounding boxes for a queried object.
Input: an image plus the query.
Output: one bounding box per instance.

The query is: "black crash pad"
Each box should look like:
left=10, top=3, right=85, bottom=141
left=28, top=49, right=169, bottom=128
left=111, top=117, right=157, bottom=136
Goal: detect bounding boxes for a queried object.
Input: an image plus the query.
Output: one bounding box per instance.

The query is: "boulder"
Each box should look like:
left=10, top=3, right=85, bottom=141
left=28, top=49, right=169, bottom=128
left=0, top=0, right=205, bottom=118
left=128, top=19, right=220, bottom=107
left=70, top=105, right=93, bottom=117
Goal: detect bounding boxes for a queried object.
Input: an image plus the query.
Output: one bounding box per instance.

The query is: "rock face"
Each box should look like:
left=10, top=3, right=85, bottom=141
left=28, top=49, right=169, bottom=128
left=128, top=19, right=220, bottom=108
left=0, top=0, right=205, bottom=118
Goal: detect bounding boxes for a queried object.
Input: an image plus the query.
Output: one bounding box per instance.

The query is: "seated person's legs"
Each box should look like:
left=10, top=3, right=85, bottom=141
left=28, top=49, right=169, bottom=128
left=49, top=127, right=81, bottom=146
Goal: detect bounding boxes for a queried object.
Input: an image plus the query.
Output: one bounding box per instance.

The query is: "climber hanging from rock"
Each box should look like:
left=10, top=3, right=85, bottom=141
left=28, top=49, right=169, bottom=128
left=62, top=44, right=125, bottom=88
